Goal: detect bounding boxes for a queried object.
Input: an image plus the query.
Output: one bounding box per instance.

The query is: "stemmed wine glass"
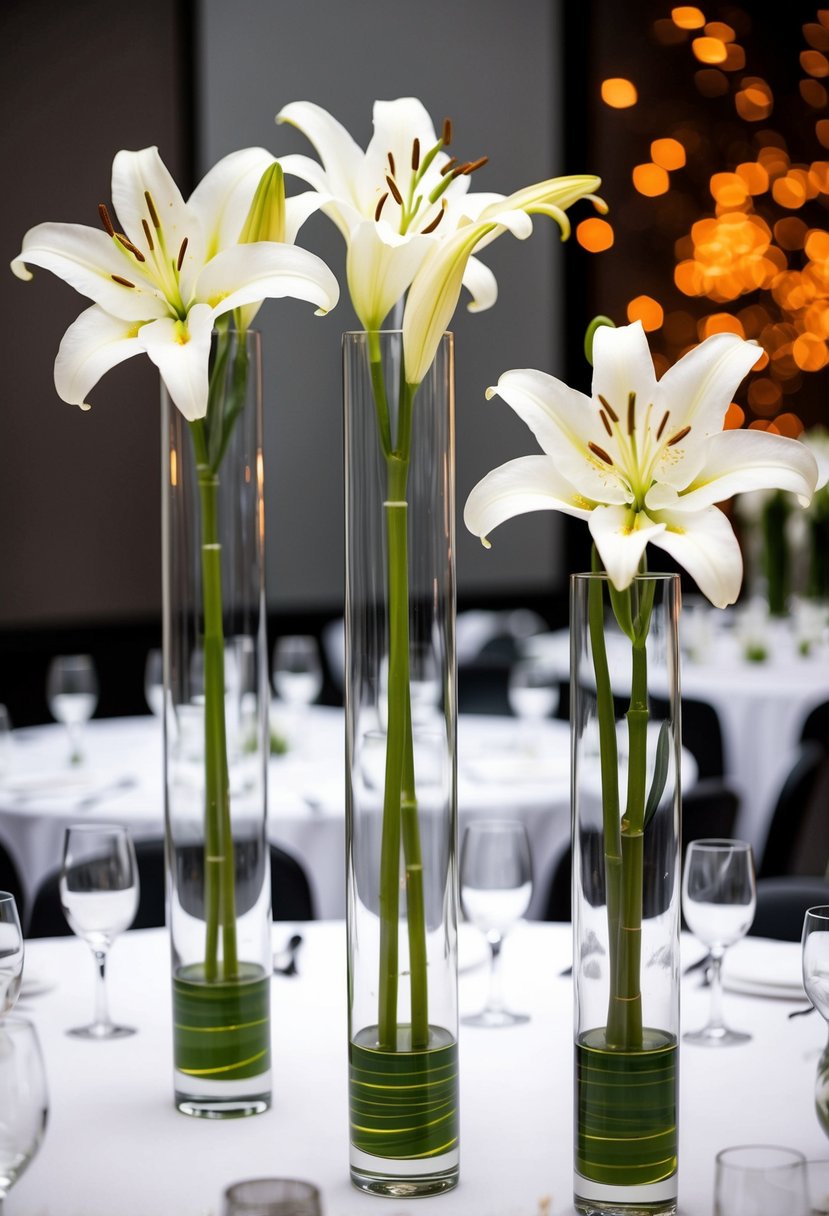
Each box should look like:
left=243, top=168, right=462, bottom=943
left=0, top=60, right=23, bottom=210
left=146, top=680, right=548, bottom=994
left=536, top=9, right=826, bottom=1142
left=801, top=906, right=829, bottom=1139
left=60, top=825, right=139, bottom=1039
left=682, top=838, right=756, bottom=1046
left=46, top=654, right=99, bottom=766
left=0, top=1018, right=49, bottom=1209
left=460, top=820, right=532, bottom=1027
left=0, top=894, right=24, bottom=1018
left=273, top=636, right=322, bottom=750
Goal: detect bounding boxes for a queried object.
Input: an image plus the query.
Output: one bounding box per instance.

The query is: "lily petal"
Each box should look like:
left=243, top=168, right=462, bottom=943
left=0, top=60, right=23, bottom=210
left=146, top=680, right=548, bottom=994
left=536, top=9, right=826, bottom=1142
left=187, top=147, right=275, bottom=259
left=277, top=152, right=330, bottom=194
left=647, top=428, right=819, bottom=512
left=463, top=454, right=594, bottom=544
left=11, top=222, right=168, bottom=321
left=54, top=305, right=141, bottom=409
left=591, top=320, right=657, bottom=434
left=461, top=255, right=498, bottom=313
left=346, top=221, right=432, bottom=330
left=111, top=146, right=194, bottom=262
left=649, top=504, right=743, bottom=608
left=277, top=101, right=363, bottom=205
left=136, top=303, right=214, bottom=421
left=654, top=332, right=760, bottom=440
left=195, top=242, right=340, bottom=319
left=588, top=504, right=666, bottom=591
left=284, top=191, right=328, bottom=244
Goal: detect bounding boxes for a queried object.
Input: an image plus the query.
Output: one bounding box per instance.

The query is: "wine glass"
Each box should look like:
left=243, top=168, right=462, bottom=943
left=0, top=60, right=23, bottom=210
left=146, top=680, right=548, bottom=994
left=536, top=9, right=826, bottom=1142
left=60, top=825, right=139, bottom=1039
left=508, top=657, right=559, bottom=752
left=46, top=654, right=99, bottom=766
left=144, top=648, right=164, bottom=717
left=460, top=820, right=532, bottom=1027
left=0, top=1018, right=48, bottom=1207
left=222, top=1178, right=322, bottom=1216
left=682, top=839, right=756, bottom=1046
left=0, top=893, right=24, bottom=1017
left=272, top=636, right=322, bottom=707
left=714, top=1145, right=808, bottom=1216
left=802, top=907, right=829, bottom=1139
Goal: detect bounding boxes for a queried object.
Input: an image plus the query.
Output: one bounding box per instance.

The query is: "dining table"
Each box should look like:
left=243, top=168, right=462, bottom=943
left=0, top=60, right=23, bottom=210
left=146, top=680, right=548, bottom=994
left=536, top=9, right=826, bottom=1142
left=0, top=708, right=583, bottom=925
left=9, top=920, right=827, bottom=1215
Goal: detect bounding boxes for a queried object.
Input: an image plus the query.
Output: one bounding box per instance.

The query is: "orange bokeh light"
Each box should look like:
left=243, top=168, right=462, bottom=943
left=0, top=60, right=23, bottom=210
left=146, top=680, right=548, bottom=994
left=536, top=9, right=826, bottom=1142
left=722, top=44, right=747, bottom=72
left=632, top=162, right=670, bottom=196
left=710, top=172, right=748, bottom=208
left=699, top=312, right=745, bottom=338
left=736, top=162, right=769, bottom=194
left=724, top=403, right=745, bottom=429
left=817, top=119, right=829, bottom=148
left=651, top=138, right=686, bottom=170
left=772, top=174, right=807, bottom=208
left=672, top=6, right=705, bottom=29
left=695, top=69, right=729, bottom=96
left=805, top=22, right=829, bottom=50
left=748, top=378, right=782, bottom=415
left=801, top=50, right=829, bottom=77
left=705, top=21, right=734, bottom=42
left=805, top=228, right=829, bottom=260
left=793, top=333, right=829, bottom=370
left=693, top=36, right=728, bottom=64
left=774, top=217, right=808, bottom=250
left=576, top=217, right=614, bottom=252
left=774, top=412, right=804, bottom=437
left=800, top=79, right=828, bottom=107
left=601, top=78, right=638, bottom=108
left=627, top=295, right=664, bottom=331
left=735, top=80, right=774, bottom=121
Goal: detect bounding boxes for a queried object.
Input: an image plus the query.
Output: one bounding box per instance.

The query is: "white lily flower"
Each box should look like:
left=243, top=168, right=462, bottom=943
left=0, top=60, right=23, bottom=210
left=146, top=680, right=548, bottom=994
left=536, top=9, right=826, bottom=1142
left=463, top=321, right=820, bottom=608
left=12, top=146, right=339, bottom=421
left=277, top=98, right=602, bottom=355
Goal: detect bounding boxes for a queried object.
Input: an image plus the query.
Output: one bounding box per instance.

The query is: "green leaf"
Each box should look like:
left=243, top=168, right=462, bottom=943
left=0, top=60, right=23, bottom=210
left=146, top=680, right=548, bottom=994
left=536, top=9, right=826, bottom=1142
left=643, top=719, right=671, bottom=830
left=608, top=582, right=635, bottom=642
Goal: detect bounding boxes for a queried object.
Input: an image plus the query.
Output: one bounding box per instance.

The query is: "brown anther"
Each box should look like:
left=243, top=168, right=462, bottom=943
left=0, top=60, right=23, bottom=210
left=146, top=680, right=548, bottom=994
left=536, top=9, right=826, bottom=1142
left=421, top=206, right=445, bottom=234
left=627, top=392, right=636, bottom=435
left=667, top=425, right=691, bottom=447
left=411, top=139, right=420, bottom=172
left=111, top=274, right=136, bottom=288
left=599, top=409, right=613, bottom=438
left=588, top=441, right=614, bottom=466
left=440, top=157, right=458, bottom=177
left=116, top=234, right=146, bottom=262
left=656, top=410, right=670, bottom=441
left=144, top=190, right=161, bottom=229
left=451, top=163, right=471, bottom=179
left=374, top=192, right=389, bottom=221
left=98, top=204, right=115, bottom=237
left=387, top=151, right=396, bottom=178
left=598, top=393, right=619, bottom=423
left=142, top=219, right=155, bottom=252
left=442, top=117, right=453, bottom=146
left=386, top=176, right=404, bottom=206
left=462, top=156, right=489, bottom=175
left=176, top=237, right=188, bottom=271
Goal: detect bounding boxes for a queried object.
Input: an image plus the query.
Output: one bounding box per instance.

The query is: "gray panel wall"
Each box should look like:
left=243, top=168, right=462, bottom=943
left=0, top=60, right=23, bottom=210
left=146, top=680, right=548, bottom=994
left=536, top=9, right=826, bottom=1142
left=198, top=0, right=567, bottom=611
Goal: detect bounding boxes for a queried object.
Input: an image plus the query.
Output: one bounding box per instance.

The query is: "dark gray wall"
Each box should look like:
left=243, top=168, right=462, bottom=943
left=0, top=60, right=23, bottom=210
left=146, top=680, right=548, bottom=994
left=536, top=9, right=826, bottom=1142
left=198, top=0, right=568, bottom=610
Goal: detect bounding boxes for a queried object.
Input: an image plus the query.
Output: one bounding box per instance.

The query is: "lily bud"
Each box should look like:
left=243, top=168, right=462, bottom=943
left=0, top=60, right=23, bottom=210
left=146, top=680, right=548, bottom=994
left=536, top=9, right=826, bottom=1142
left=239, top=162, right=286, bottom=245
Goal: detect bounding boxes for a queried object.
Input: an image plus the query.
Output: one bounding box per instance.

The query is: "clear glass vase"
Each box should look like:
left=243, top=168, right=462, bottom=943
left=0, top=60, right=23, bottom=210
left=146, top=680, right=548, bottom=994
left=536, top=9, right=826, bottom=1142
left=343, top=331, right=459, bottom=1196
left=162, top=327, right=271, bottom=1118
left=571, top=572, right=681, bottom=1216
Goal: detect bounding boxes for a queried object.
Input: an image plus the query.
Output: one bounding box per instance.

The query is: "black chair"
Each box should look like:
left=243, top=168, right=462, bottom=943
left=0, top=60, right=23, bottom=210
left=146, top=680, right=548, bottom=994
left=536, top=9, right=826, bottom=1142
left=749, top=876, right=829, bottom=942
left=801, top=700, right=829, bottom=750
left=0, top=838, right=25, bottom=924
left=681, top=779, right=740, bottom=859
left=651, top=696, right=724, bottom=780
left=757, top=742, right=827, bottom=880
left=28, top=840, right=314, bottom=938
left=457, top=657, right=513, bottom=716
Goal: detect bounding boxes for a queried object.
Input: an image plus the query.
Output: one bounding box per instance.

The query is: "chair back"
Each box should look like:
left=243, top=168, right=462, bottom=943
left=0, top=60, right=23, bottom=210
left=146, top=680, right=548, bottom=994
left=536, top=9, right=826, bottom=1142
left=749, top=876, right=829, bottom=941
left=758, top=741, right=827, bottom=879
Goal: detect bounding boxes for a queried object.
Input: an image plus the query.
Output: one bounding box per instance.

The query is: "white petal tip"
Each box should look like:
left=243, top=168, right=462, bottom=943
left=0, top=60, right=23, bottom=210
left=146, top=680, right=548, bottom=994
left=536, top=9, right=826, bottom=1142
left=10, top=259, right=32, bottom=282
left=484, top=386, right=497, bottom=400
left=314, top=307, right=328, bottom=317
left=480, top=535, right=492, bottom=550
left=78, top=402, right=92, bottom=412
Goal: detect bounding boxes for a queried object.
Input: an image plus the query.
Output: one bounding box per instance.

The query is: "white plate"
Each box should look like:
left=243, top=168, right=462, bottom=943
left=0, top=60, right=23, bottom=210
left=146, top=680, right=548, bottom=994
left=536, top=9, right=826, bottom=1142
left=722, top=937, right=804, bottom=999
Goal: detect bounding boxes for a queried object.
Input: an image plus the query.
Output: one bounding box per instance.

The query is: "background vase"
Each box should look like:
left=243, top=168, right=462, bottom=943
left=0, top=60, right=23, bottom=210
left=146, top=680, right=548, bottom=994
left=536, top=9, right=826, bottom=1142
left=343, top=331, right=459, bottom=1196
left=162, top=328, right=271, bottom=1118
left=571, top=572, right=681, bottom=1216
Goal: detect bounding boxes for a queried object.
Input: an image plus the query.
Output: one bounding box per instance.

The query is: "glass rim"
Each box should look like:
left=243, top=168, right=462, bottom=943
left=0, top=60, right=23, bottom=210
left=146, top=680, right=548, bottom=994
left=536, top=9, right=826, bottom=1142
left=0, top=890, right=18, bottom=902
left=223, top=1176, right=320, bottom=1203
left=341, top=329, right=453, bottom=341
left=686, top=837, right=752, bottom=851
left=804, top=905, right=829, bottom=923
left=570, top=571, right=680, bottom=584
left=462, top=818, right=528, bottom=836
left=64, top=822, right=130, bottom=836
left=715, top=1144, right=806, bottom=1168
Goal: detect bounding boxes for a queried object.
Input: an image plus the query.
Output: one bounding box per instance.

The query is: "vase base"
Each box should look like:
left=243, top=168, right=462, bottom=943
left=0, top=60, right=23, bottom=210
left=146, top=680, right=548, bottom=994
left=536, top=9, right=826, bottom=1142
left=574, top=1171, right=677, bottom=1216
left=175, top=1091, right=271, bottom=1119
left=350, top=1150, right=459, bottom=1198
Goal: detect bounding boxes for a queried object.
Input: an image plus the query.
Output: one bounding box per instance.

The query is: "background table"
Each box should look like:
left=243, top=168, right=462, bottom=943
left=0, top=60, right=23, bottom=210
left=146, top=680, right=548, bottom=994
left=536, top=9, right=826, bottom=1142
left=10, top=922, right=827, bottom=1215
left=0, top=710, right=576, bottom=922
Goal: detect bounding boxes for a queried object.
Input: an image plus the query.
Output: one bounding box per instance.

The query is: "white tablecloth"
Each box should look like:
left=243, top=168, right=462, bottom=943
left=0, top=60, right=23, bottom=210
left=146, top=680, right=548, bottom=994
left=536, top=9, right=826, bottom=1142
left=0, top=711, right=576, bottom=923
left=10, top=922, right=827, bottom=1216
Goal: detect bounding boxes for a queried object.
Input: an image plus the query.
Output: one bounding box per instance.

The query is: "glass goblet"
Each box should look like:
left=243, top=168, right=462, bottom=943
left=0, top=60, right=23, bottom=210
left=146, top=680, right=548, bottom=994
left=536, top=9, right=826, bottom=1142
left=46, top=654, right=99, bottom=766
left=802, top=906, right=829, bottom=1139
left=460, top=820, right=532, bottom=1027
left=0, top=1018, right=49, bottom=1208
left=60, top=824, right=139, bottom=1039
left=0, top=893, right=24, bottom=1016
left=714, top=1145, right=808, bottom=1216
left=682, top=839, right=756, bottom=1046
left=272, top=636, right=322, bottom=709
left=222, top=1177, right=322, bottom=1216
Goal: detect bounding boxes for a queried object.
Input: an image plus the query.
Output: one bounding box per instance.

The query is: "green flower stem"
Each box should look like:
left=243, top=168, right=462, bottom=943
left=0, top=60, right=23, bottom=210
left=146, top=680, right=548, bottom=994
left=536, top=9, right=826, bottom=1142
left=371, top=357, right=429, bottom=1052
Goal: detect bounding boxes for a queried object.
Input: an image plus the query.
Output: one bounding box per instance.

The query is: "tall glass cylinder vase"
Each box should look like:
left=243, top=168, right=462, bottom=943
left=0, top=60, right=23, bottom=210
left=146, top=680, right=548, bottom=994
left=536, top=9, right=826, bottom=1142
left=571, top=572, right=681, bottom=1216
left=344, top=331, right=459, bottom=1197
left=162, top=328, right=271, bottom=1118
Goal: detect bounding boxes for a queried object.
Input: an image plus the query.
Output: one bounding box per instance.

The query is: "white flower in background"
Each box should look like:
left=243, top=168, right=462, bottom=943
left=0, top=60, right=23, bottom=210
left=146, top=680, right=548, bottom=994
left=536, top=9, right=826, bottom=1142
left=464, top=321, right=820, bottom=607
left=277, top=97, right=602, bottom=379
left=12, top=146, right=339, bottom=421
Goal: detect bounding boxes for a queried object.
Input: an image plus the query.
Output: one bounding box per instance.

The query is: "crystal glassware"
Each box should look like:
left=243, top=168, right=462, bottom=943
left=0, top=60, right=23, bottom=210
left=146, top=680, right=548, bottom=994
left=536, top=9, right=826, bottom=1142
left=0, top=893, right=24, bottom=1017
left=682, top=839, right=756, bottom=1046
left=222, top=1178, right=322, bottom=1216
left=46, top=654, right=99, bottom=766
left=272, top=636, right=322, bottom=709
left=714, top=1145, right=808, bottom=1216
left=0, top=1018, right=48, bottom=1207
left=144, top=648, right=164, bottom=717
left=460, top=820, right=532, bottom=1027
left=802, top=906, right=829, bottom=1139
left=60, top=824, right=139, bottom=1039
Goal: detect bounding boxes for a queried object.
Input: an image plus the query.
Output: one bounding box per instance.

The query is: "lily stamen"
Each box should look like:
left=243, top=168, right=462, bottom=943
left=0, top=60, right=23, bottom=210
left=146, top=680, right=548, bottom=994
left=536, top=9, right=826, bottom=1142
left=142, top=219, right=154, bottom=252
left=386, top=176, right=404, bottom=206
left=387, top=151, right=396, bottom=178
left=98, top=204, right=115, bottom=237
left=411, top=139, right=420, bottom=172
left=627, top=392, right=636, bottom=435
left=598, top=394, right=619, bottom=423
left=442, top=117, right=453, bottom=146
left=588, top=441, right=614, bottom=466
left=656, top=410, right=670, bottom=441
left=177, top=237, right=188, bottom=272
left=144, top=190, right=161, bottom=230
left=111, top=274, right=135, bottom=288
left=116, top=233, right=146, bottom=262
left=439, top=157, right=458, bottom=177
left=421, top=206, right=445, bottom=234
left=599, top=410, right=613, bottom=438
left=374, top=192, right=389, bottom=221
left=462, top=156, right=489, bottom=175
left=667, top=425, right=691, bottom=447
